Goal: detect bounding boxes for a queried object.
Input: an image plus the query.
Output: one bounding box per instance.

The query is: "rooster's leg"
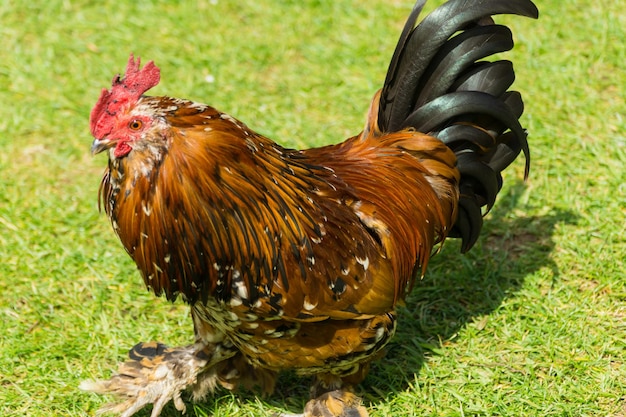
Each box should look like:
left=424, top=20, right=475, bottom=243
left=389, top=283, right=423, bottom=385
left=80, top=340, right=236, bottom=417
left=283, top=374, right=367, bottom=417
left=278, top=388, right=367, bottom=417
left=301, top=388, right=368, bottom=417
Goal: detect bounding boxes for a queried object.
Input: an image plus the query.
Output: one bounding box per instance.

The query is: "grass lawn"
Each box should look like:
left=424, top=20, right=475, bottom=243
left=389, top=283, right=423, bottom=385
left=1, top=0, right=624, bottom=416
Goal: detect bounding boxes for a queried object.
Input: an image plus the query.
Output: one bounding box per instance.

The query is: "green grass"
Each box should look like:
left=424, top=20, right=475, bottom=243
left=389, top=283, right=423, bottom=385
left=1, top=0, right=624, bottom=416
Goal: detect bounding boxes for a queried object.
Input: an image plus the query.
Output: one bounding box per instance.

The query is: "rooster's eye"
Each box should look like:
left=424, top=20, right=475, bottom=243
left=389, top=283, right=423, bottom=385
left=129, top=120, right=143, bottom=130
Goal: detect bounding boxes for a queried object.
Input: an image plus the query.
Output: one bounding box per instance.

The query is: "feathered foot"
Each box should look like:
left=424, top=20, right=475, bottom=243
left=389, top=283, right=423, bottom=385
left=303, top=389, right=368, bottom=417
left=80, top=341, right=232, bottom=417
left=279, top=383, right=367, bottom=417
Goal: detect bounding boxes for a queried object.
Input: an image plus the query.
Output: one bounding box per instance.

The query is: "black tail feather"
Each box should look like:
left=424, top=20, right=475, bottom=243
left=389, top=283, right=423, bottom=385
left=452, top=60, right=516, bottom=97
left=402, top=91, right=526, bottom=145
left=414, top=24, right=515, bottom=108
left=382, top=0, right=427, bottom=109
left=380, top=0, right=538, bottom=132
left=379, top=0, right=538, bottom=251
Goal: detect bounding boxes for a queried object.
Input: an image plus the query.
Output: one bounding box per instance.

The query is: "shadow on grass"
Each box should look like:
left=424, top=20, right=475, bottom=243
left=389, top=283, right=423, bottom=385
left=128, top=181, right=578, bottom=416
left=361, top=180, right=578, bottom=406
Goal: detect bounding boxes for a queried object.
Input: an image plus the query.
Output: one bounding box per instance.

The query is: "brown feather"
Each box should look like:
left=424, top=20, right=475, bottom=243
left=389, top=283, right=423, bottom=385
left=101, top=96, right=458, bottom=314
left=96, top=95, right=458, bottom=389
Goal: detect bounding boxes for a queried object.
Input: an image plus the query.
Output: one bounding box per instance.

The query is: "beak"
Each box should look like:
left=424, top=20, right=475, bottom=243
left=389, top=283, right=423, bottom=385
left=91, top=138, right=114, bottom=155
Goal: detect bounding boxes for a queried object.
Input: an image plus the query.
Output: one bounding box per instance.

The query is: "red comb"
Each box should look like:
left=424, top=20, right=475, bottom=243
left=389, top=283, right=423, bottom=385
left=90, top=54, right=161, bottom=138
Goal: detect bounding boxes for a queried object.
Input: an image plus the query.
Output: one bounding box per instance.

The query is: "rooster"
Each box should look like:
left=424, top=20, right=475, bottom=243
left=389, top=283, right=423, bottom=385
left=82, top=0, right=538, bottom=416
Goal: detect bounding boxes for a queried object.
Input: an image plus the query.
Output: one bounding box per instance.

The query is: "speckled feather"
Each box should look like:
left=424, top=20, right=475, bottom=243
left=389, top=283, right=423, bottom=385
left=99, top=95, right=457, bottom=317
